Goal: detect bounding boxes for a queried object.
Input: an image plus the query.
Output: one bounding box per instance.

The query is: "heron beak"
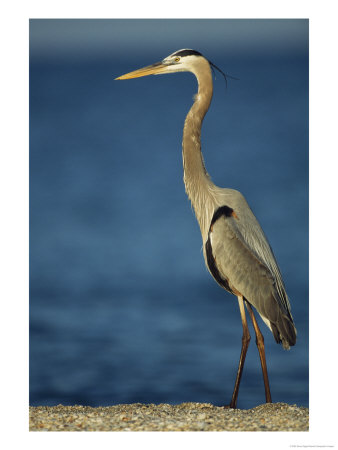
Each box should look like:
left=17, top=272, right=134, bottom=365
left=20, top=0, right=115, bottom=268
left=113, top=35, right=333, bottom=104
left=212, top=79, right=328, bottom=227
left=115, top=62, right=169, bottom=80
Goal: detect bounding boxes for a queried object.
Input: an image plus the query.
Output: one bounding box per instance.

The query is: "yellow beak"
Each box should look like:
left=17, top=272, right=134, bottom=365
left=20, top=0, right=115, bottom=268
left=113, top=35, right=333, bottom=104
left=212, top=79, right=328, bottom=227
left=115, top=62, right=169, bottom=80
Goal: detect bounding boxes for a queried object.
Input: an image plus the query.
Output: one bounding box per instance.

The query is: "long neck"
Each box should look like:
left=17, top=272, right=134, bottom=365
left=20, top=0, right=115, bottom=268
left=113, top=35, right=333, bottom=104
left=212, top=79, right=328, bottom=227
left=182, top=62, right=216, bottom=238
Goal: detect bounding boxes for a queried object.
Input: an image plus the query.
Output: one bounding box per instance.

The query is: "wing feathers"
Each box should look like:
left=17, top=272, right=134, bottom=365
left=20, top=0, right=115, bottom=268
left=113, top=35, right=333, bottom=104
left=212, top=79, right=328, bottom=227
left=205, top=205, right=296, bottom=348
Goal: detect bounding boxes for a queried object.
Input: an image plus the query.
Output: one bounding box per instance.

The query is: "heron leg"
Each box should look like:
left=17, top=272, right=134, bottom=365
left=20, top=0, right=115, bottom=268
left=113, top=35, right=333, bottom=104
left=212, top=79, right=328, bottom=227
left=229, top=295, right=251, bottom=409
left=245, top=301, right=272, bottom=404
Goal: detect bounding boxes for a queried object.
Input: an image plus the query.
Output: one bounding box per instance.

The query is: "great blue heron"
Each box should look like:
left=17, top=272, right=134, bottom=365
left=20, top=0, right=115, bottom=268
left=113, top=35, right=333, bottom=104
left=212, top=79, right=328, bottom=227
left=115, top=49, right=297, bottom=408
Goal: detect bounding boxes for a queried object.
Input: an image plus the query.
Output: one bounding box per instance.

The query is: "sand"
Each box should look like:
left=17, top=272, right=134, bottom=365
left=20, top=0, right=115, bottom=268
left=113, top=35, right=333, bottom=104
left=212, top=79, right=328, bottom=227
left=29, top=402, right=309, bottom=432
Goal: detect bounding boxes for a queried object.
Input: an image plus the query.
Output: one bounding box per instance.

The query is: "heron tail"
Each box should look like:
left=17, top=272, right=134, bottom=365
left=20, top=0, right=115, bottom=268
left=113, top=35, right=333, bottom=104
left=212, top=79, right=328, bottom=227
left=270, top=312, right=297, bottom=350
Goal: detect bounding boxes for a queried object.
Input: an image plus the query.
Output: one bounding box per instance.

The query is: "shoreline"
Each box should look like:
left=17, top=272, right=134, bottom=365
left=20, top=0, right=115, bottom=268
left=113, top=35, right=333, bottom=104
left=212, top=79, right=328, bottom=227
left=29, top=402, right=309, bottom=431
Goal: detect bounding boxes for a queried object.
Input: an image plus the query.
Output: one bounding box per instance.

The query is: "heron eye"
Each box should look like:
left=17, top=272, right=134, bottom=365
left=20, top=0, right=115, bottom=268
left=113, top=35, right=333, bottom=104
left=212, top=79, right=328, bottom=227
left=174, top=57, right=180, bottom=62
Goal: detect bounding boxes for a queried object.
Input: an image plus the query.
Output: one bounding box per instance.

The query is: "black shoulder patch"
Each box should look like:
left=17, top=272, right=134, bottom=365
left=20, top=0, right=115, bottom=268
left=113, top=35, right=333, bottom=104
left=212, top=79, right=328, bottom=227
left=205, top=204, right=237, bottom=294
left=172, top=49, right=203, bottom=58
left=205, top=236, right=234, bottom=295
left=210, top=205, right=234, bottom=228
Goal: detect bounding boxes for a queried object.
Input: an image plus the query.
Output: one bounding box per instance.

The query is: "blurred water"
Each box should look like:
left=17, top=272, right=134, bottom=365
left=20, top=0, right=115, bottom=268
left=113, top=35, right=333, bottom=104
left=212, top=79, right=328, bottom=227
left=29, top=20, right=308, bottom=409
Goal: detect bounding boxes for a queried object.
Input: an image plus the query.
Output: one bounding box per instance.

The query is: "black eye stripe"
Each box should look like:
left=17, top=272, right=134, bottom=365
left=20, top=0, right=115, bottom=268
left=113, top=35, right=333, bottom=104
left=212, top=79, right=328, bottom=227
left=172, top=49, right=203, bottom=58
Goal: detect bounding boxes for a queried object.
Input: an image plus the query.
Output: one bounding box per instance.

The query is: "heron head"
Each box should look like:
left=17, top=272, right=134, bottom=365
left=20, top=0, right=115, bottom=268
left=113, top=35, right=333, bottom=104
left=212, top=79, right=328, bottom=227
left=115, top=49, right=209, bottom=80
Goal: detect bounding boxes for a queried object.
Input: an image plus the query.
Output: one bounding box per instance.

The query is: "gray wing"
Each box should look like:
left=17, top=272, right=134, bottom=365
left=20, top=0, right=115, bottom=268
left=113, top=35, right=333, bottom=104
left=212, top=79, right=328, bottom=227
left=204, top=202, right=296, bottom=349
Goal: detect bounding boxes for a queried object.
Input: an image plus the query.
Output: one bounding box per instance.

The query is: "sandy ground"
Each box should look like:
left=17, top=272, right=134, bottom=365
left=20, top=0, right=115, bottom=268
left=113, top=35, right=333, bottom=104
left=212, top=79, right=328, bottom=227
left=29, top=402, right=309, bottom=431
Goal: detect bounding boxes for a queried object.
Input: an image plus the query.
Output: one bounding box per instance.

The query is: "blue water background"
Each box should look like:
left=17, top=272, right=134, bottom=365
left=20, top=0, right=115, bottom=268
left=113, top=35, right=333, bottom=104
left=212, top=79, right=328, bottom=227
left=29, top=19, right=309, bottom=409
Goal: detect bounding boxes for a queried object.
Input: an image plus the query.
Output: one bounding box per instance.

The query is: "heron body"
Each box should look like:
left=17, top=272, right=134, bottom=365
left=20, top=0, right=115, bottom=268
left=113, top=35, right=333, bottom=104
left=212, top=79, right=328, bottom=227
left=116, top=49, right=296, bottom=408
